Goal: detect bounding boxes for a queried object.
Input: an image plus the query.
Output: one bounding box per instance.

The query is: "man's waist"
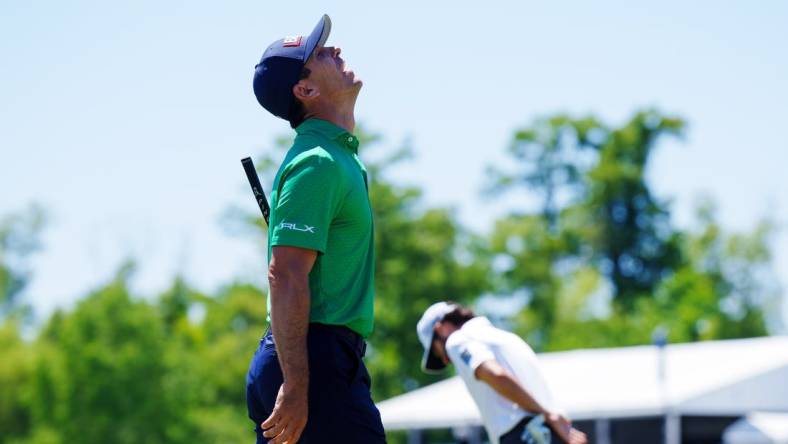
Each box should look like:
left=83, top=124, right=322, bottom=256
left=309, top=322, right=367, bottom=356
left=265, top=322, right=366, bottom=357
left=307, top=305, right=373, bottom=338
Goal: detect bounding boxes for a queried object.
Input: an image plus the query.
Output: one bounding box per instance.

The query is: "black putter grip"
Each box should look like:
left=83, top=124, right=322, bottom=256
left=241, top=157, right=271, bottom=226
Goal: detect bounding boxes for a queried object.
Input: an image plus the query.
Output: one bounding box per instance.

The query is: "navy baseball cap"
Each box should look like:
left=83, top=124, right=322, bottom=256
left=253, top=14, right=332, bottom=120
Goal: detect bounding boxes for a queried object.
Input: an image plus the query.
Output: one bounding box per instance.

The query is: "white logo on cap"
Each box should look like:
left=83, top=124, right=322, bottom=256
left=282, top=35, right=303, bottom=47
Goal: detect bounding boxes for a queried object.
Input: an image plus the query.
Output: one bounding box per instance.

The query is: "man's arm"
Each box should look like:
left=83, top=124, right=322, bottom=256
left=474, top=359, right=548, bottom=415
left=261, top=245, right=317, bottom=444
left=475, top=360, right=587, bottom=444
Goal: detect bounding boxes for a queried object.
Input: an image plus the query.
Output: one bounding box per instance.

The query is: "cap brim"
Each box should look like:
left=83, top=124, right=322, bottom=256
left=421, top=334, right=448, bottom=374
left=303, top=14, right=332, bottom=63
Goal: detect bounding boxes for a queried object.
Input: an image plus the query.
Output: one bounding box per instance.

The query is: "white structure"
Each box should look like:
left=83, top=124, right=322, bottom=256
left=377, top=336, right=788, bottom=443
left=723, top=412, right=788, bottom=444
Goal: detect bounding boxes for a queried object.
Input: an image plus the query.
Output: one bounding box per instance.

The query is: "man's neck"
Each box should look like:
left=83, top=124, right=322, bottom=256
left=304, top=95, right=357, bottom=133
left=310, top=112, right=355, bottom=134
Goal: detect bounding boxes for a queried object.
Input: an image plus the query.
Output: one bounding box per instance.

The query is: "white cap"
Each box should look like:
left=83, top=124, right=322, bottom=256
left=416, top=301, right=457, bottom=373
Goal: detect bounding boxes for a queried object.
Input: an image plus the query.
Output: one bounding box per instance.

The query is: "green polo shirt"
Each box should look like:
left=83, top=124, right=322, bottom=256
left=266, top=118, right=375, bottom=337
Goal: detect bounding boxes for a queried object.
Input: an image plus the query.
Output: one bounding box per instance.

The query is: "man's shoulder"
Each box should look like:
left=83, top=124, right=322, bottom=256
left=445, top=329, right=468, bottom=350
left=444, top=332, right=470, bottom=365
left=446, top=325, right=483, bottom=351
left=446, top=325, right=497, bottom=371
left=447, top=318, right=511, bottom=349
left=279, top=141, right=342, bottom=175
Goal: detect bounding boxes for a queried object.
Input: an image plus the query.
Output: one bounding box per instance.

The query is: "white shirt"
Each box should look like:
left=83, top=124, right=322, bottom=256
left=445, top=317, right=558, bottom=444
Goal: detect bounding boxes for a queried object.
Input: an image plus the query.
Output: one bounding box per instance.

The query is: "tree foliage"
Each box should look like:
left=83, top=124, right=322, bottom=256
left=0, top=112, right=782, bottom=443
left=487, top=110, right=779, bottom=350
left=0, top=205, right=45, bottom=322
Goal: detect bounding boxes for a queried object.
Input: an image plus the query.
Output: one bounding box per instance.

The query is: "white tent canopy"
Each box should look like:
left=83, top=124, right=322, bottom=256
left=377, top=336, right=788, bottom=431
left=723, top=412, right=788, bottom=444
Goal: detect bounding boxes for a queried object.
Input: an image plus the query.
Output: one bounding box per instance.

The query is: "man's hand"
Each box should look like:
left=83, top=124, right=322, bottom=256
left=545, top=412, right=587, bottom=444
left=261, top=383, right=308, bottom=444
left=475, top=360, right=588, bottom=444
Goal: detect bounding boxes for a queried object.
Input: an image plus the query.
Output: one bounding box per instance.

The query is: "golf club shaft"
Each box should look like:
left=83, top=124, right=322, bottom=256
left=241, top=157, right=271, bottom=226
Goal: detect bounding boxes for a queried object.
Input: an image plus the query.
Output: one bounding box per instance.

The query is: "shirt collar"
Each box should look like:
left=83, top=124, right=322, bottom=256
left=295, top=118, right=359, bottom=153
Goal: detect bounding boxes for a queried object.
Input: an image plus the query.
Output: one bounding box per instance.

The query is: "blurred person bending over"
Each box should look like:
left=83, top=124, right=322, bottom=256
left=417, top=302, right=587, bottom=444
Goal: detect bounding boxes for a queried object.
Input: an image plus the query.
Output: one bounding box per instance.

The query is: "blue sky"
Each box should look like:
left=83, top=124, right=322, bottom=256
left=2, top=1, right=787, bottom=329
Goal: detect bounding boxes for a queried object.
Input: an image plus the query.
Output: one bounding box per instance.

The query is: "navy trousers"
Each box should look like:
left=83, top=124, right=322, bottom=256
left=246, top=324, right=386, bottom=444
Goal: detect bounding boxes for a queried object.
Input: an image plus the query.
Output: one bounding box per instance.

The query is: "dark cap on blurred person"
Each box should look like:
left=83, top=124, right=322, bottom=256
left=252, top=15, right=331, bottom=121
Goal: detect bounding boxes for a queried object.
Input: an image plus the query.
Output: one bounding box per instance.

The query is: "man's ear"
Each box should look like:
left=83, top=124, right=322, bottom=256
left=434, top=320, right=447, bottom=337
left=293, top=80, right=319, bottom=102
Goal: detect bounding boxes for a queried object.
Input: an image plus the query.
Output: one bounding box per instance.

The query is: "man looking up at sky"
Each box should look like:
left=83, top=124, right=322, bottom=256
left=245, top=14, right=385, bottom=444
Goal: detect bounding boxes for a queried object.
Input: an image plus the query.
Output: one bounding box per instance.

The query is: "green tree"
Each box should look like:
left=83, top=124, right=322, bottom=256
left=0, top=320, right=35, bottom=444
left=487, top=110, right=780, bottom=351
left=652, top=199, right=780, bottom=341
left=28, top=264, right=195, bottom=444
left=583, top=111, right=684, bottom=311
left=0, top=205, right=45, bottom=322
left=368, top=149, right=489, bottom=400
left=486, top=115, right=604, bottom=230
left=15, top=266, right=265, bottom=444
left=484, top=114, right=607, bottom=346
left=486, top=214, right=565, bottom=348
left=487, top=111, right=684, bottom=337
left=544, top=199, right=781, bottom=351
left=0, top=206, right=45, bottom=444
left=187, top=282, right=267, bottom=444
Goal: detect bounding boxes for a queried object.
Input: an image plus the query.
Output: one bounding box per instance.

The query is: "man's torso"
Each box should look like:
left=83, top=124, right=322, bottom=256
left=446, top=317, right=558, bottom=443
left=266, top=118, right=375, bottom=337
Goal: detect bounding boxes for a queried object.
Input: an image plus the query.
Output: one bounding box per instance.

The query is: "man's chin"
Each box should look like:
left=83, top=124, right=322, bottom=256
left=346, top=80, right=363, bottom=95
left=335, top=81, right=362, bottom=102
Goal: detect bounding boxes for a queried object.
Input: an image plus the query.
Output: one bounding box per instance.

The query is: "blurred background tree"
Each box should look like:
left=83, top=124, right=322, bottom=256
left=0, top=111, right=781, bottom=444
left=0, top=205, right=44, bottom=444
left=0, top=205, right=45, bottom=323
left=27, top=263, right=197, bottom=444
left=486, top=109, right=778, bottom=351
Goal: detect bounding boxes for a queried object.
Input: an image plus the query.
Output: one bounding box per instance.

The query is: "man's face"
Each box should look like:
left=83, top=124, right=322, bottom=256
left=303, top=45, right=361, bottom=99
left=431, top=321, right=455, bottom=366
left=432, top=335, right=450, bottom=366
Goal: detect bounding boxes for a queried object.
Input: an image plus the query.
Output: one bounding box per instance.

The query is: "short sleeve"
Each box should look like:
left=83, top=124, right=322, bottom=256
left=270, top=151, right=344, bottom=253
left=446, top=337, right=495, bottom=376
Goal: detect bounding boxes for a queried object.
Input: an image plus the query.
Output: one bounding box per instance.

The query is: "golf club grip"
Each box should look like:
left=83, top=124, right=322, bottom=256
left=241, top=157, right=271, bottom=226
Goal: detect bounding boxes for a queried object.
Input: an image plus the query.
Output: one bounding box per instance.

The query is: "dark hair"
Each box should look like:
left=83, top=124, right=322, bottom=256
left=441, top=302, right=476, bottom=327
left=288, top=67, right=312, bottom=129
